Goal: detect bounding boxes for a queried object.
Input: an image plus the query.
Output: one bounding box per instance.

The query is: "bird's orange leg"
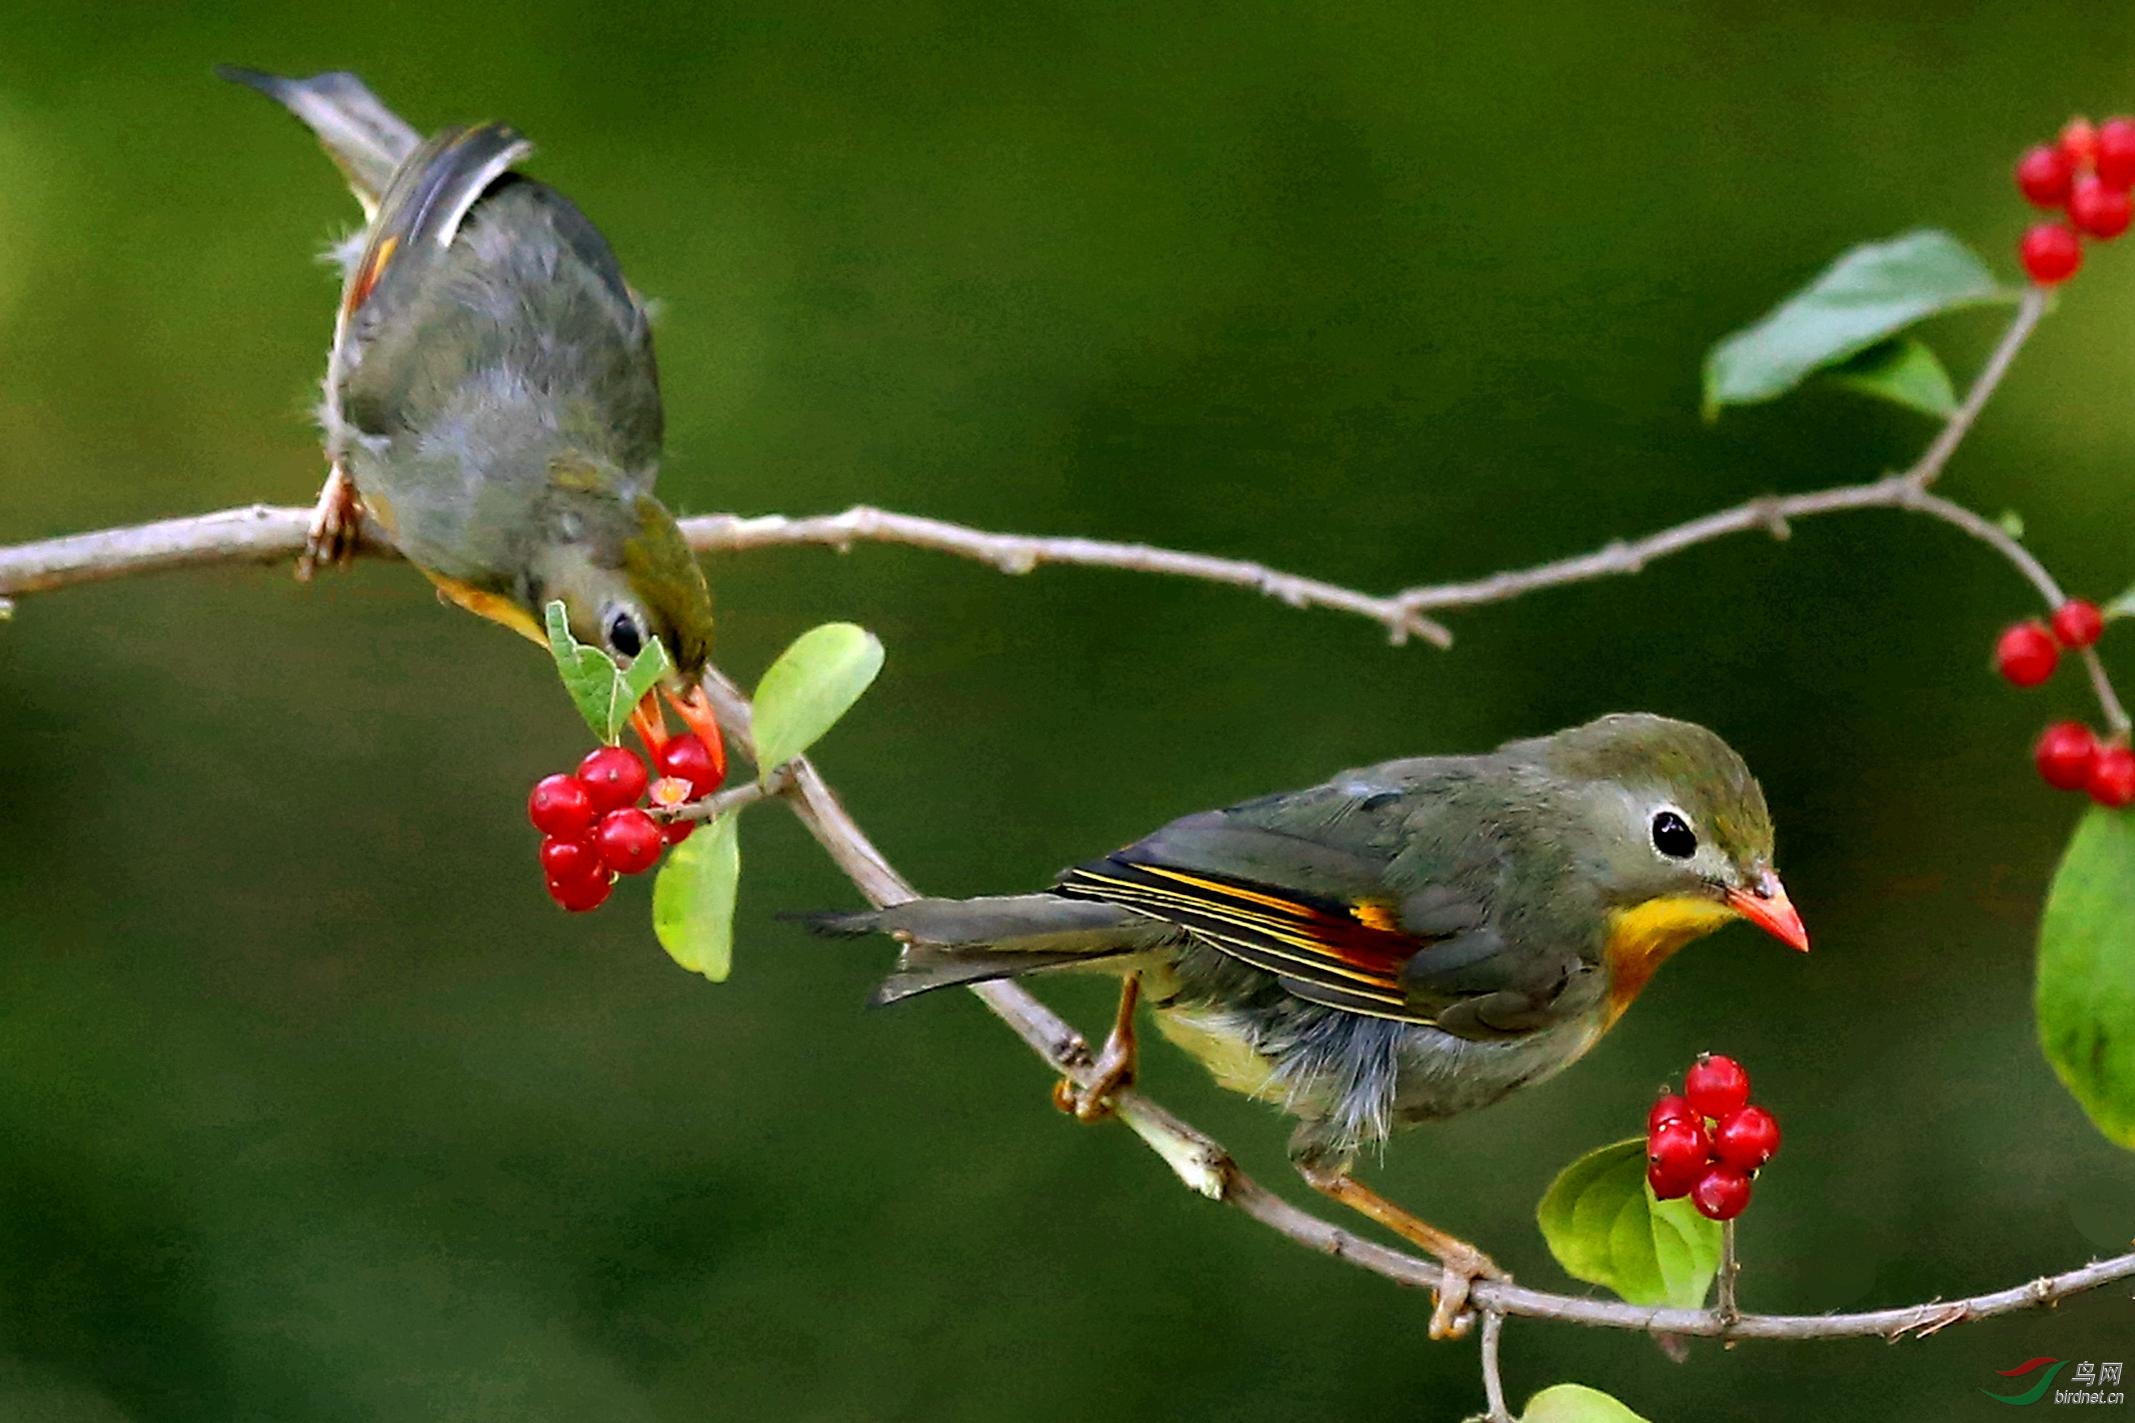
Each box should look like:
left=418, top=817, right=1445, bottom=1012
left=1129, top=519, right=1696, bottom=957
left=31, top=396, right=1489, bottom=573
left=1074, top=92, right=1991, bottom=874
left=297, top=462, right=366, bottom=581
left=1052, top=974, right=1139, bottom=1123
left=1297, top=1165, right=1504, bottom=1340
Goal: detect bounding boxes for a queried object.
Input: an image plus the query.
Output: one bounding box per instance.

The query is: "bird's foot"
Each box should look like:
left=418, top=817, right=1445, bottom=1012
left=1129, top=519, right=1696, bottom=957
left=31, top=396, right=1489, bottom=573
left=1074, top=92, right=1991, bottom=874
left=1424, top=1244, right=1504, bottom=1341
left=297, top=464, right=365, bottom=581
left=1297, top=1164, right=1505, bottom=1340
left=1051, top=975, right=1139, bottom=1123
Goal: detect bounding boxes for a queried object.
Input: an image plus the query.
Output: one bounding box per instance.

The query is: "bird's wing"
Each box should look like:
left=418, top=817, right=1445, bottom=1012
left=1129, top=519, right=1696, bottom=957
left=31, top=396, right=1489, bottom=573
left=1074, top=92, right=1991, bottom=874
left=1053, top=772, right=1585, bottom=1038
left=332, top=127, right=663, bottom=476
left=333, top=124, right=532, bottom=362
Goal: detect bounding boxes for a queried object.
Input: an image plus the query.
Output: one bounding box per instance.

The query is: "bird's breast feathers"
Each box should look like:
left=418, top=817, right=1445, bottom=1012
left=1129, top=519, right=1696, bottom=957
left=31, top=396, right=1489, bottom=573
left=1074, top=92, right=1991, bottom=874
left=1599, top=895, right=1740, bottom=1025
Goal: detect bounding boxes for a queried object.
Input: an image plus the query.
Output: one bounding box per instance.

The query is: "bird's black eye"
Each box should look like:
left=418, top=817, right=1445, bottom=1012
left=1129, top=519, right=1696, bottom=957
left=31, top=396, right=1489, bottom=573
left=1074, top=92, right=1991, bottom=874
left=1651, top=810, right=1698, bottom=860
left=603, top=608, right=645, bottom=660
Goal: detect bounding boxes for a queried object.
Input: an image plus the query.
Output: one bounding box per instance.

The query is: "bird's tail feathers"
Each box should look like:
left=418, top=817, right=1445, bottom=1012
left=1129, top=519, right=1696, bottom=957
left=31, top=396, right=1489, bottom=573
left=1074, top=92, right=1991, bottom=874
left=789, top=893, right=1162, bottom=1005
left=218, top=66, right=422, bottom=214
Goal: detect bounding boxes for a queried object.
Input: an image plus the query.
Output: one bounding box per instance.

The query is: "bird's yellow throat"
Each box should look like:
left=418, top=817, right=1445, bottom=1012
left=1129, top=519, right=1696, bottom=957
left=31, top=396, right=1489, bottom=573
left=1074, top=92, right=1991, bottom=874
left=1601, top=895, right=1741, bottom=1026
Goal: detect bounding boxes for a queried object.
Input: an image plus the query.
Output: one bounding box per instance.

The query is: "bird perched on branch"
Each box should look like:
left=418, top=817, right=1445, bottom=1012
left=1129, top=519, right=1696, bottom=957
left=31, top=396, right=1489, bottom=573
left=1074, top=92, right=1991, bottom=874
left=806, top=713, right=1807, bottom=1337
left=222, top=66, right=722, bottom=760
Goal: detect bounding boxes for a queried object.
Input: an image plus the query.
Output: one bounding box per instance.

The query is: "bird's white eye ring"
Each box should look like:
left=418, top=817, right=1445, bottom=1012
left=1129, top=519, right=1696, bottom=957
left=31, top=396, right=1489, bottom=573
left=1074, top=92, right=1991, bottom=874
left=1650, top=808, right=1698, bottom=860
left=603, top=606, right=646, bottom=660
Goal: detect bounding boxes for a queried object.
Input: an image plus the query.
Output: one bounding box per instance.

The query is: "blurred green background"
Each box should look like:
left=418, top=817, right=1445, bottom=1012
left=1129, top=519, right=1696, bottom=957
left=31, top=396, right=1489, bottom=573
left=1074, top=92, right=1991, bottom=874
left=2, top=4, right=2132, bottom=1419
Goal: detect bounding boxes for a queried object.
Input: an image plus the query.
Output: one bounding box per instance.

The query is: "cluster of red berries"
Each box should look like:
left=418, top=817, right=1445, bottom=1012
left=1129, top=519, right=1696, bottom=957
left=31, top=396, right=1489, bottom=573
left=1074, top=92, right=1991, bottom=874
left=1645, top=1054, right=1779, bottom=1223
left=2016, top=117, right=2135, bottom=284
left=525, top=735, right=724, bottom=910
left=1993, top=600, right=2133, bottom=807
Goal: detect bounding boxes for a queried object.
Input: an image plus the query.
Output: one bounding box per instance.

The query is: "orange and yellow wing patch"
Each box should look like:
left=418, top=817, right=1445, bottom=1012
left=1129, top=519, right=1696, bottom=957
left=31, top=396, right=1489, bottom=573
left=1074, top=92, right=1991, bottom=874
left=1056, top=858, right=1439, bottom=1024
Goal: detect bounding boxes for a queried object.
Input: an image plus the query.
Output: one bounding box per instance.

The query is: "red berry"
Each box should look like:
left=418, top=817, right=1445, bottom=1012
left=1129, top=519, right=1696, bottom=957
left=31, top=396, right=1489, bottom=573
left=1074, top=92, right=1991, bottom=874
left=577, top=745, right=649, bottom=812
left=2019, top=223, right=2083, bottom=284
left=1647, top=1160, right=1693, bottom=1202
left=2036, top=722, right=2101, bottom=791
left=2088, top=745, right=2135, bottom=808
left=1684, top=1054, right=1751, bottom=1120
left=596, top=807, right=665, bottom=874
left=2053, top=599, right=2106, bottom=649
left=1690, top=1166, right=1753, bottom=1222
left=1713, top=1105, right=1782, bottom=1171
left=528, top=774, right=596, bottom=837
left=2098, top=117, right=2135, bottom=187
left=1648, top=1116, right=1710, bottom=1199
left=655, top=733, right=724, bottom=798
left=539, top=834, right=602, bottom=882
left=2070, top=176, right=2133, bottom=239
left=1647, top=1093, right=1694, bottom=1135
left=2015, top=144, right=2075, bottom=207
left=1648, top=1115, right=1711, bottom=1168
left=662, top=817, right=697, bottom=846
left=2062, top=117, right=2100, bottom=171
left=1996, top=621, right=2061, bottom=686
left=547, top=870, right=615, bottom=913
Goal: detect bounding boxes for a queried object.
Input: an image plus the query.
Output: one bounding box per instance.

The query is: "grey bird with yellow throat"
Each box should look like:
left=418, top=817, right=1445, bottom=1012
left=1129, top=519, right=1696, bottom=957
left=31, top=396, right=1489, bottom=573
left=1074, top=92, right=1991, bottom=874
left=805, top=713, right=1809, bottom=1337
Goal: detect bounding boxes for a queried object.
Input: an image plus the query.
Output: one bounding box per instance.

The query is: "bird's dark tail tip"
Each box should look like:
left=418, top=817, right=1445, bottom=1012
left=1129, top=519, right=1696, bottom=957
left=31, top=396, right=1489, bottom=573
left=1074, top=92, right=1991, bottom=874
left=776, top=908, right=884, bottom=939
left=215, top=64, right=278, bottom=92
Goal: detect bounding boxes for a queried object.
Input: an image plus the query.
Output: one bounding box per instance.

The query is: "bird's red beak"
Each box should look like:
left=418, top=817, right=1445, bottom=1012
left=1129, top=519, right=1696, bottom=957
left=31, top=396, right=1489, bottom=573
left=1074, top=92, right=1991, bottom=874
left=1726, top=870, right=1809, bottom=952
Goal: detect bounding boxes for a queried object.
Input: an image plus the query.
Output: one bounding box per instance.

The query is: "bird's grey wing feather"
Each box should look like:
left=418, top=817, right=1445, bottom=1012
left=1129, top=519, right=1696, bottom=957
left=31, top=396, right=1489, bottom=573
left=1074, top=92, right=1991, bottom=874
left=1061, top=762, right=1590, bottom=1039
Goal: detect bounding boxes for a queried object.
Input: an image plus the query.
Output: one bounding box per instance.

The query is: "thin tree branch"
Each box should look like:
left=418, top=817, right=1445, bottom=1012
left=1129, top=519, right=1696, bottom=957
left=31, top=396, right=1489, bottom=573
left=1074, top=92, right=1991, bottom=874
left=1478, top=1312, right=1512, bottom=1422
left=1714, top=1220, right=1741, bottom=1329
left=0, top=503, right=1450, bottom=647
left=1906, top=286, right=2048, bottom=491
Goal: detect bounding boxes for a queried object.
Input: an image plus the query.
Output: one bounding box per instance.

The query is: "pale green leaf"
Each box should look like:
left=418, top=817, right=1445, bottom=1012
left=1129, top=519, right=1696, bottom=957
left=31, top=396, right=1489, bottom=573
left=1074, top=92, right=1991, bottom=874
left=546, top=600, right=622, bottom=742
left=653, top=813, right=740, bottom=981
left=752, top=622, right=885, bottom=781
left=544, top=599, right=671, bottom=744
left=605, top=636, right=670, bottom=744
left=2103, top=585, right=2135, bottom=621
left=1703, top=229, right=2010, bottom=418
left=1521, top=1383, right=1654, bottom=1423
left=1995, top=509, right=2026, bottom=540
left=1537, top=1137, right=1722, bottom=1308
left=1824, top=336, right=1958, bottom=418
left=2037, top=807, right=2135, bottom=1147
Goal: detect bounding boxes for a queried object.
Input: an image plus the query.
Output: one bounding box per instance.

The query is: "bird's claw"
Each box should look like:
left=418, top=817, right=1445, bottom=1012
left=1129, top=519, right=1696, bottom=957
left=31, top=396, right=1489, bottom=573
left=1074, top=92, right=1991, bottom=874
left=1428, top=1251, right=1505, bottom=1341
left=1051, top=1044, right=1133, bottom=1124
left=1051, top=977, right=1139, bottom=1124
left=297, top=465, right=365, bottom=581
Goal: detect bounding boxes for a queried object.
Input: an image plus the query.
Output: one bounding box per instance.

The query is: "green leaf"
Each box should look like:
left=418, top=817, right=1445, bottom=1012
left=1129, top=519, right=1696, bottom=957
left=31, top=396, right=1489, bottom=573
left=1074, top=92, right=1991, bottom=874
left=1824, top=336, right=1959, bottom=418
left=2103, top=585, right=2135, bottom=622
left=652, top=813, right=740, bottom=981
left=2037, top=807, right=2135, bottom=1147
left=1703, top=229, right=2009, bottom=418
left=543, top=599, right=670, bottom=744
left=1536, top=1137, right=1721, bottom=1308
left=1995, top=509, right=2026, bottom=541
left=1520, top=1384, right=1654, bottom=1423
left=546, top=601, right=622, bottom=742
left=607, top=636, right=670, bottom=743
left=752, top=622, right=885, bottom=780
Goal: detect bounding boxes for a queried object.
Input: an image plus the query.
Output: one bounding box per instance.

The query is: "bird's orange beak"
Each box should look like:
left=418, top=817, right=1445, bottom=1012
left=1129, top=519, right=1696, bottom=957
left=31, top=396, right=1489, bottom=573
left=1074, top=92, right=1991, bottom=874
left=1726, top=870, right=1809, bottom=952
left=627, top=684, right=730, bottom=787
left=661, top=683, right=728, bottom=782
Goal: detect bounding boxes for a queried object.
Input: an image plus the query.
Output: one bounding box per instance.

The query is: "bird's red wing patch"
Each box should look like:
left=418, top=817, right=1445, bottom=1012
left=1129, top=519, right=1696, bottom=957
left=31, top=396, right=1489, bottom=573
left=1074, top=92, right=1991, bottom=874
left=1056, top=859, right=1436, bottom=1023
left=343, top=233, right=399, bottom=316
